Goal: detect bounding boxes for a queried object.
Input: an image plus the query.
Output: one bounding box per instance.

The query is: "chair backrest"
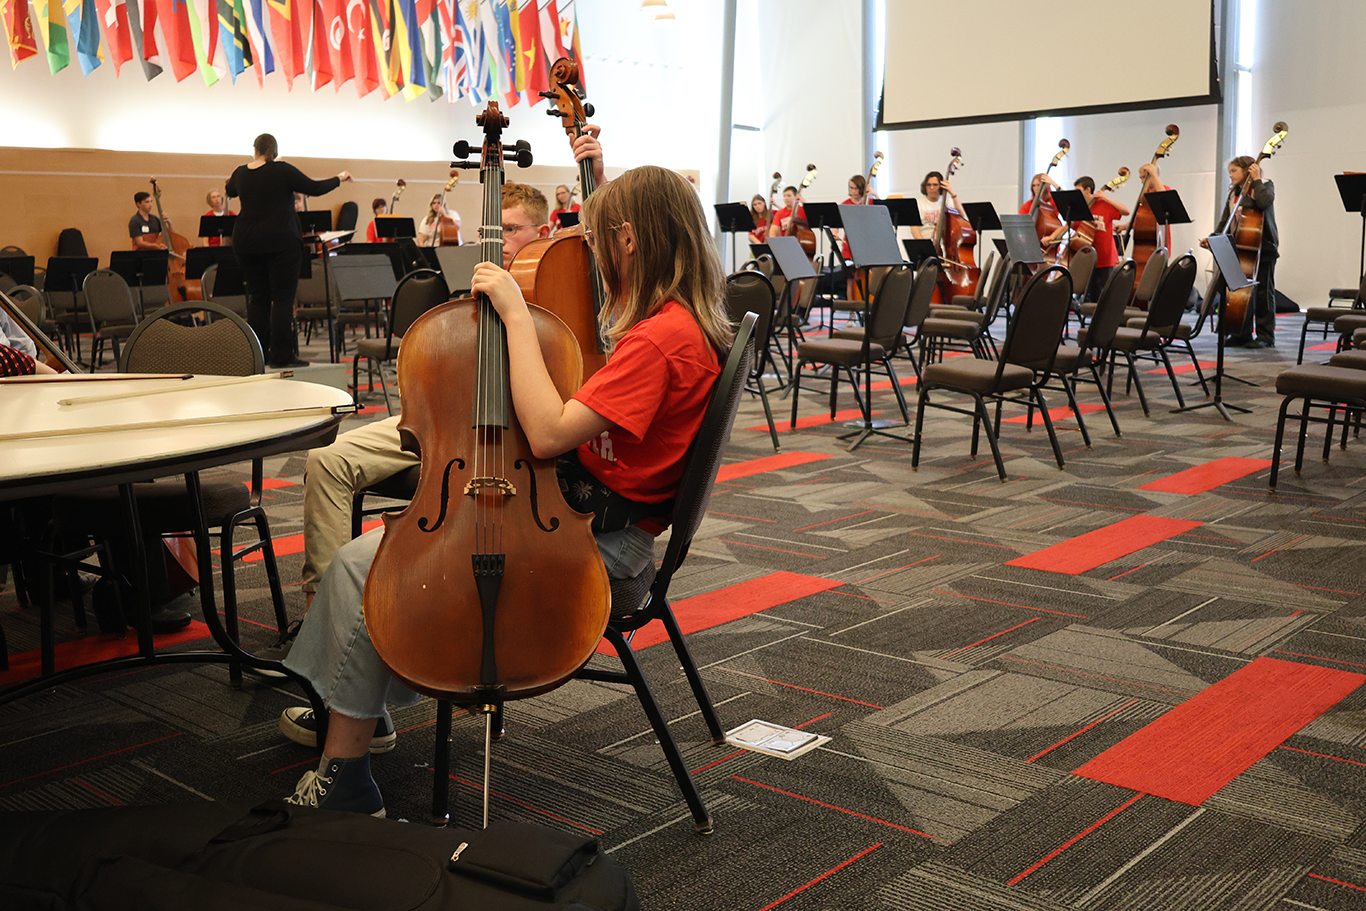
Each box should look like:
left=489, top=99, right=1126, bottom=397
left=973, top=252, right=997, bottom=308
left=866, top=264, right=915, bottom=350
left=1080, top=259, right=1137, bottom=352
left=0, top=245, right=25, bottom=256
left=7, top=285, right=45, bottom=323
left=1131, top=247, right=1168, bottom=307
left=653, top=312, right=756, bottom=596
left=0, top=273, right=14, bottom=293
left=750, top=254, right=775, bottom=278
left=82, top=269, right=137, bottom=325
left=296, top=259, right=339, bottom=309
left=1140, top=252, right=1198, bottom=339
left=57, top=228, right=87, bottom=257
left=998, top=265, right=1073, bottom=374
left=1068, top=246, right=1097, bottom=298
left=724, top=271, right=776, bottom=378
left=120, top=302, right=265, bottom=375
left=902, top=258, right=940, bottom=330
left=336, top=200, right=359, bottom=232
left=979, top=255, right=1013, bottom=324
left=389, top=268, right=450, bottom=341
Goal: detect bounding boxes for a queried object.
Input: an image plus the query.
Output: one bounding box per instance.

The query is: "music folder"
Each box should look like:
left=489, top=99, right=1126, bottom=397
left=556, top=210, right=580, bottom=228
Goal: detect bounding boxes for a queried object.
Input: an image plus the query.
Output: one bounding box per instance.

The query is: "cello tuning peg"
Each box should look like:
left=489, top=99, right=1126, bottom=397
left=515, top=140, right=531, bottom=152
left=452, top=140, right=471, bottom=159
left=538, top=90, right=559, bottom=100
left=515, top=148, right=533, bottom=169
left=583, top=102, right=595, bottom=118
left=449, top=161, right=476, bottom=170
left=546, top=107, right=563, bottom=117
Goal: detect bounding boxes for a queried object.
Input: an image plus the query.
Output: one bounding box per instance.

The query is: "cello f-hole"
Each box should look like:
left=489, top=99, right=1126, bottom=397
left=515, top=458, right=561, bottom=533
left=417, top=457, right=466, bottom=533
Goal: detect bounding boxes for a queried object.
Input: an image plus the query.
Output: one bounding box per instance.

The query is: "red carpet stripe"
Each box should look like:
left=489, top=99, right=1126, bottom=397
left=1146, top=361, right=1216, bottom=375
left=0, top=622, right=213, bottom=686
left=246, top=518, right=384, bottom=561
left=1307, top=341, right=1339, bottom=352
left=1138, top=457, right=1273, bottom=494
left=596, top=570, right=843, bottom=653
left=716, top=452, right=832, bottom=482
left=751, top=409, right=880, bottom=432
left=1001, top=403, right=1106, bottom=425
left=1005, top=515, right=1203, bottom=575
left=1073, top=657, right=1365, bottom=805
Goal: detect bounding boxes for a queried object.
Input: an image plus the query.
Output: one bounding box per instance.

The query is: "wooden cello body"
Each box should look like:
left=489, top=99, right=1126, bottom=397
left=1124, top=125, right=1180, bottom=288
left=1221, top=123, right=1288, bottom=333
left=507, top=57, right=609, bottom=379
left=363, top=102, right=610, bottom=705
left=1029, top=140, right=1070, bottom=259
left=149, top=178, right=197, bottom=303
left=786, top=165, right=819, bottom=258
left=931, top=149, right=980, bottom=303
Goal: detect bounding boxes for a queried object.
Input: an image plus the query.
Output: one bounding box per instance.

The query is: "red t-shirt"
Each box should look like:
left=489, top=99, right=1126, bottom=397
left=550, top=204, right=581, bottom=230
left=366, top=220, right=380, bottom=243
left=202, top=208, right=236, bottom=247
left=1086, top=197, right=1121, bottom=268
left=572, top=301, right=720, bottom=524
left=771, top=205, right=806, bottom=233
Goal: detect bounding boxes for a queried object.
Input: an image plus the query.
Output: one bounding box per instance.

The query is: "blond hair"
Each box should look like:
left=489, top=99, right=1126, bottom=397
left=581, top=165, right=731, bottom=354
left=500, top=183, right=549, bottom=226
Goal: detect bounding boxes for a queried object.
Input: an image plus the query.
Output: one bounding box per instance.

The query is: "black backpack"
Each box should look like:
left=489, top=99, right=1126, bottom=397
left=0, top=800, right=640, bottom=911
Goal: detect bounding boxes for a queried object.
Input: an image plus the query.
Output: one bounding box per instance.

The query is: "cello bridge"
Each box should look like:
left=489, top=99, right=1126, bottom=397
left=464, top=477, right=517, bottom=497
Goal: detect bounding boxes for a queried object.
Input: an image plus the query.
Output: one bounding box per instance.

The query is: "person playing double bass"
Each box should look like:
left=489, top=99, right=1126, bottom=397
left=1203, top=156, right=1278, bottom=348
left=276, top=164, right=733, bottom=818
left=767, top=185, right=807, bottom=239
left=1114, top=163, right=1170, bottom=252
left=1073, top=176, right=1130, bottom=299
left=912, top=171, right=959, bottom=241
left=129, top=191, right=168, bottom=251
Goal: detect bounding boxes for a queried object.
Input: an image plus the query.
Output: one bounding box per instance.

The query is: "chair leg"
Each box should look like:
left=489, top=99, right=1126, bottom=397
left=788, top=359, right=805, bottom=430
left=432, top=699, right=452, bottom=826
left=1061, top=376, right=1091, bottom=448
left=1297, top=320, right=1311, bottom=365
left=1295, top=398, right=1312, bottom=474
left=1125, top=353, right=1150, bottom=416
left=601, top=626, right=712, bottom=834
left=1033, top=388, right=1066, bottom=468
left=379, top=361, right=395, bottom=416
left=1182, top=341, right=1210, bottom=395
left=911, top=388, right=929, bottom=468
left=1270, top=395, right=1295, bottom=489
left=1158, top=349, right=1186, bottom=409
left=656, top=601, right=725, bottom=744
left=974, top=394, right=1007, bottom=481
left=756, top=378, right=781, bottom=452
left=1089, top=364, right=1122, bottom=437
left=883, top=358, right=910, bottom=423
left=250, top=510, right=289, bottom=633
left=220, top=522, right=243, bottom=689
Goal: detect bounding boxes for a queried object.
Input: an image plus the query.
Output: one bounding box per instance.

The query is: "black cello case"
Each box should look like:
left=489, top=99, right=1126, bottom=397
left=0, top=800, right=640, bottom=911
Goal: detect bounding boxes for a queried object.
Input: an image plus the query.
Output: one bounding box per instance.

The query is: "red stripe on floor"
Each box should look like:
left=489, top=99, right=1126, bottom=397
left=870, top=375, right=917, bottom=390
left=596, top=571, right=843, bottom=653
left=246, top=518, right=385, bottom=562
left=751, top=409, right=880, bottom=432
left=1005, top=515, right=1203, bottom=575
left=0, top=622, right=213, bottom=686
left=1073, top=657, right=1365, bottom=805
left=1145, top=361, right=1216, bottom=375
left=1001, top=403, right=1106, bottom=425
left=716, top=452, right=832, bottom=482
left=1137, top=457, right=1273, bottom=494
left=1307, top=341, right=1339, bottom=352
left=259, top=477, right=299, bottom=490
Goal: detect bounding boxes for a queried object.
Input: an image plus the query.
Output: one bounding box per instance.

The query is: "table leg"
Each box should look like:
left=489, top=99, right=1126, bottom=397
left=119, top=483, right=155, bottom=657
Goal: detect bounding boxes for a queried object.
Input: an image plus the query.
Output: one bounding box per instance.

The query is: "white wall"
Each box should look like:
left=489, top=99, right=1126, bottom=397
left=1251, top=0, right=1366, bottom=306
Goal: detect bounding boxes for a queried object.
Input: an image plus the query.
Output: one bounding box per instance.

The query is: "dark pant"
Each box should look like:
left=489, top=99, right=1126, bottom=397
left=1088, top=265, right=1114, bottom=303
left=1230, top=254, right=1277, bottom=342
left=238, top=244, right=303, bottom=365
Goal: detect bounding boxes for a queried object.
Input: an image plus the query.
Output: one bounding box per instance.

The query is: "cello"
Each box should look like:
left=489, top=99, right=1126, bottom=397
left=1121, top=124, right=1180, bottom=286
left=1028, top=140, right=1070, bottom=257
left=508, top=56, right=609, bottom=378
left=1220, top=122, right=1289, bottom=334
left=389, top=179, right=407, bottom=213
left=363, top=102, right=611, bottom=812
left=149, top=178, right=196, bottom=303
left=931, top=148, right=980, bottom=302
left=1060, top=167, right=1129, bottom=269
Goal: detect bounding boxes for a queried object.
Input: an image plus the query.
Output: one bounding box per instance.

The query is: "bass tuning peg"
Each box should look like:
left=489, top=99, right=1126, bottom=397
left=452, top=140, right=471, bottom=159
left=583, top=102, right=594, bottom=118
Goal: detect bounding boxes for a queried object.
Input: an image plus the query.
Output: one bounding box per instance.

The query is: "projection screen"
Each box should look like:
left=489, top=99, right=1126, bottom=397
left=879, top=0, right=1219, bottom=131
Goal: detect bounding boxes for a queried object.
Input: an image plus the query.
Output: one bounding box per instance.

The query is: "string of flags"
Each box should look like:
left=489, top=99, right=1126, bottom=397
left=1, top=0, right=585, bottom=105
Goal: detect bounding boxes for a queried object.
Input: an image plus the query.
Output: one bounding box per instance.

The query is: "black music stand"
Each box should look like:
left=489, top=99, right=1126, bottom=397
left=299, top=211, right=333, bottom=235
left=999, top=214, right=1047, bottom=313
left=902, top=239, right=937, bottom=268
left=963, top=202, right=1002, bottom=236
left=837, top=204, right=909, bottom=450
left=715, top=202, right=755, bottom=271
left=1174, top=233, right=1256, bottom=420
left=1050, top=189, right=1092, bottom=258
left=0, top=254, right=36, bottom=286
left=766, top=235, right=818, bottom=381
left=557, top=210, right=580, bottom=228
left=373, top=216, right=417, bottom=240
left=1334, top=173, right=1366, bottom=280
left=108, top=250, right=170, bottom=315
left=803, top=202, right=844, bottom=269
left=749, top=243, right=772, bottom=260
left=434, top=245, right=481, bottom=295
left=872, top=198, right=922, bottom=231
left=45, top=256, right=98, bottom=359
left=198, top=215, right=236, bottom=243
left=1144, top=190, right=1191, bottom=237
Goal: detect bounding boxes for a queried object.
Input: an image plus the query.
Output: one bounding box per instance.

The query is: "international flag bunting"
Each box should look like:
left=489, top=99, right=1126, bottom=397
left=2, top=0, right=39, bottom=66
left=6, top=0, right=583, bottom=98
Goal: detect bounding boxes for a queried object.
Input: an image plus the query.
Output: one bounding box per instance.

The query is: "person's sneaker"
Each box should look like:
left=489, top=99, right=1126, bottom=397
left=255, top=619, right=302, bottom=678
left=280, top=706, right=397, bottom=754
left=287, top=754, right=385, bottom=816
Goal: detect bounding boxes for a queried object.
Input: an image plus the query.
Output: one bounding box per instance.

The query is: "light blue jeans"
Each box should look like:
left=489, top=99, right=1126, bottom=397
left=283, top=524, right=656, bottom=721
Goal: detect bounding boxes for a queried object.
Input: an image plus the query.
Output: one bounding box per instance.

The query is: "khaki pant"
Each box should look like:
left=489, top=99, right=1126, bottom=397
left=300, top=415, right=419, bottom=593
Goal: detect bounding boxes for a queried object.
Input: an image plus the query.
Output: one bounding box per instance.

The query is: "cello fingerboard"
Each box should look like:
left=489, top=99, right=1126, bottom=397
left=473, top=298, right=510, bottom=430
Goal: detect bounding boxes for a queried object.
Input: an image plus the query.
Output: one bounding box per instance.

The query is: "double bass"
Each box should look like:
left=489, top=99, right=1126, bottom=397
left=389, top=179, right=407, bottom=212
left=363, top=101, right=611, bottom=780
left=931, top=148, right=980, bottom=302
left=148, top=178, right=196, bottom=303
left=1220, top=122, right=1289, bottom=334
left=1059, top=167, right=1129, bottom=269
left=429, top=174, right=462, bottom=246
left=508, top=56, right=609, bottom=378
left=782, top=165, right=818, bottom=257
left=1029, top=139, right=1070, bottom=257
left=1122, top=124, right=1180, bottom=286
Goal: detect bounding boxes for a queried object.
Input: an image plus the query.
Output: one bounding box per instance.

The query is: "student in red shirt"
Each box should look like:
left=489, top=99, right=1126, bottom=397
left=549, top=184, right=581, bottom=232
left=364, top=198, right=387, bottom=243
left=1074, top=175, right=1130, bottom=300
left=201, top=188, right=236, bottom=247
left=767, top=185, right=806, bottom=238
left=277, top=164, right=733, bottom=817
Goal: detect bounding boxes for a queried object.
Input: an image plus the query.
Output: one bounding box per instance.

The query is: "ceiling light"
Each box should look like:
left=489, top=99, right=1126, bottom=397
left=639, top=0, right=667, bottom=14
